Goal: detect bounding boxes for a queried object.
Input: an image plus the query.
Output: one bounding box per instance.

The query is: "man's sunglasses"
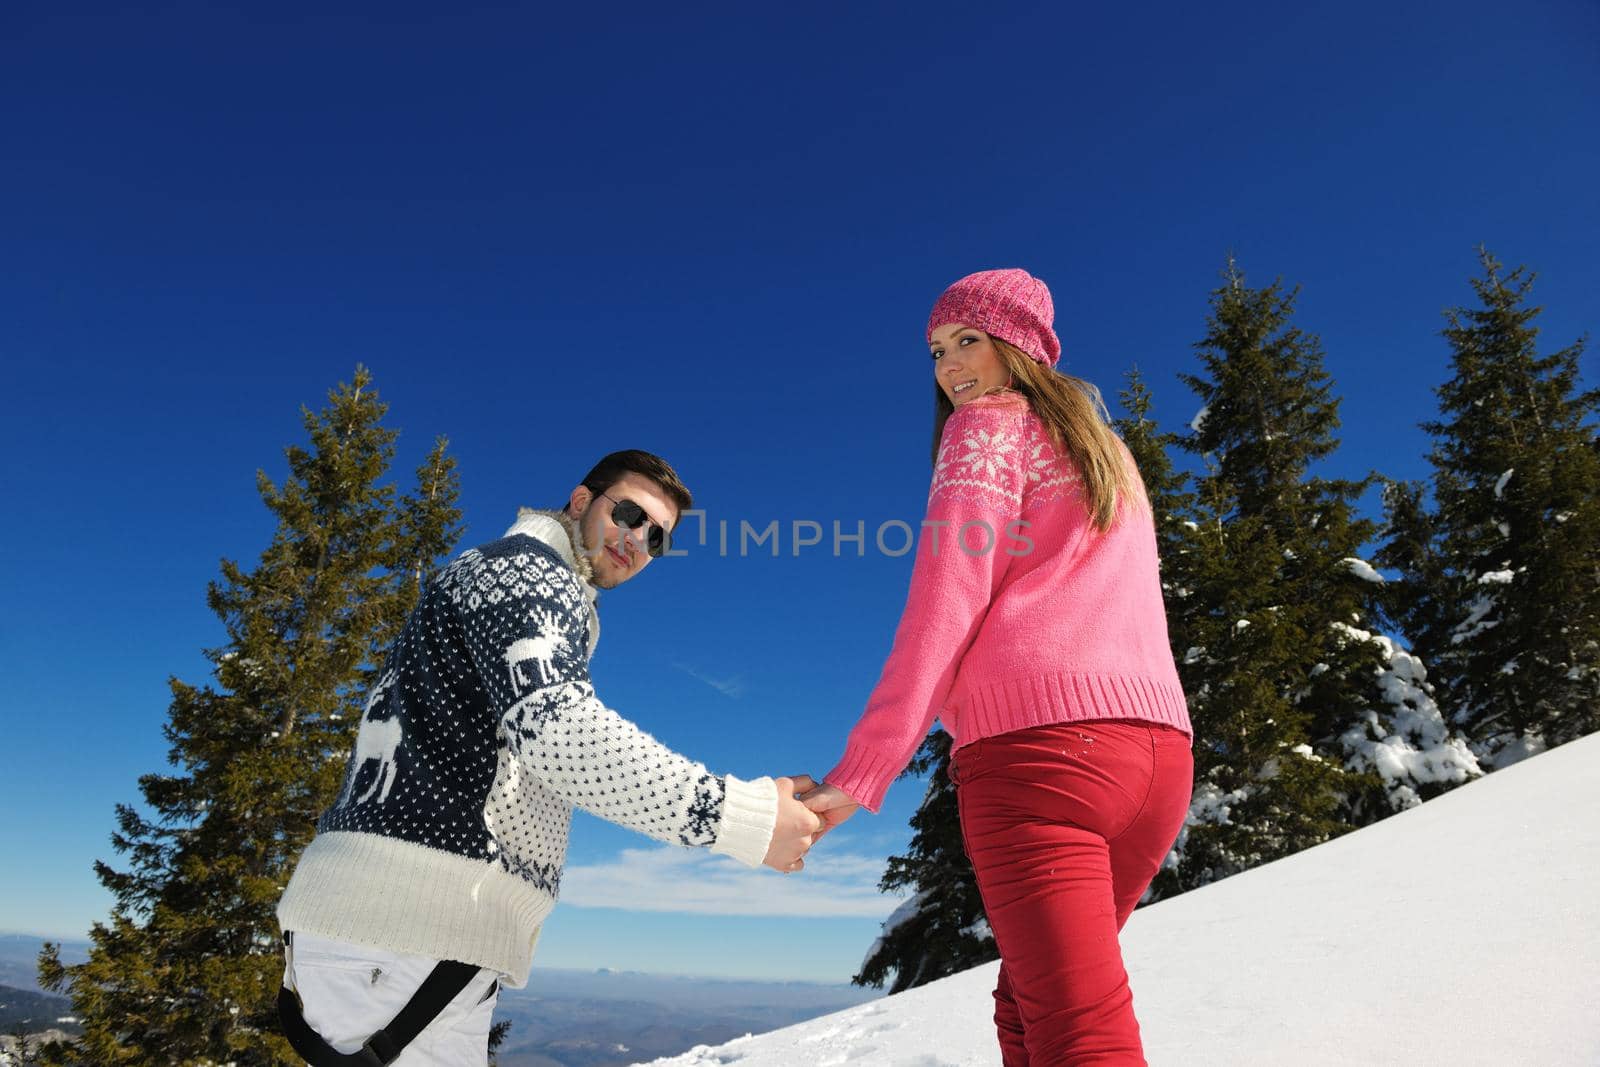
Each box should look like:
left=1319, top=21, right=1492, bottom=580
left=600, top=493, right=672, bottom=558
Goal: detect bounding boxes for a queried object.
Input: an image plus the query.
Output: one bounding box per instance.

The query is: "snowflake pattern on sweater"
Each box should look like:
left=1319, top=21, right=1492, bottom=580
left=930, top=393, right=1080, bottom=513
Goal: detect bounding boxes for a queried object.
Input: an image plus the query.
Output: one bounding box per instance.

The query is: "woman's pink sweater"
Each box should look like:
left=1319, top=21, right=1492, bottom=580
left=825, top=392, right=1192, bottom=812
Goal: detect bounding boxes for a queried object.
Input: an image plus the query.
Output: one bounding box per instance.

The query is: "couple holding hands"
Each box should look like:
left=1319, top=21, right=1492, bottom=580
left=276, top=269, right=1195, bottom=1067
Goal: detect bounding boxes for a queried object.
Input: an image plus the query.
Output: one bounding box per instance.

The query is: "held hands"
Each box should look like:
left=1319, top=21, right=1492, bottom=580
left=764, top=776, right=825, bottom=873
left=798, top=783, right=860, bottom=842
left=762, top=776, right=864, bottom=874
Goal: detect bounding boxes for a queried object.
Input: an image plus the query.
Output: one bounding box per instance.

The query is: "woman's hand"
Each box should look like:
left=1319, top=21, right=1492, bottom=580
left=799, top=783, right=861, bottom=841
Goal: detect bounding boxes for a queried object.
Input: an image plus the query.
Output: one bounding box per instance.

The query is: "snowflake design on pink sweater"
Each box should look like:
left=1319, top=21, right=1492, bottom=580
left=933, top=421, right=1023, bottom=508
left=1021, top=421, right=1080, bottom=503
left=956, top=426, right=1019, bottom=480
left=1022, top=438, right=1056, bottom=484
left=931, top=406, right=1081, bottom=510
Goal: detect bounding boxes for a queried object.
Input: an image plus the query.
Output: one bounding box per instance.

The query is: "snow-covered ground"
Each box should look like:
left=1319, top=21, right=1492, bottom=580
left=642, top=732, right=1600, bottom=1066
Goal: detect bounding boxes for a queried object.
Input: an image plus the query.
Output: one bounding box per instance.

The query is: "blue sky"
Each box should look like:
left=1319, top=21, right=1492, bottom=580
left=2, top=1, right=1596, bottom=983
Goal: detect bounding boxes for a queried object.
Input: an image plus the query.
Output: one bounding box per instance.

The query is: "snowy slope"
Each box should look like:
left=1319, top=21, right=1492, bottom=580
left=642, top=732, right=1600, bottom=1066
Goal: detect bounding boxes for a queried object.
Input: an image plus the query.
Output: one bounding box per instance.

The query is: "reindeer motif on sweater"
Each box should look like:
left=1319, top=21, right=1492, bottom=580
left=338, top=669, right=403, bottom=807
left=505, top=609, right=567, bottom=694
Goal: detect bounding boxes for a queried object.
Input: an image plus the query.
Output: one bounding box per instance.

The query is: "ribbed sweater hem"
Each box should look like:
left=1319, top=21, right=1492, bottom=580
left=960, top=670, right=1192, bottom=746
left=276, top=832, right=555, bottom=988
left=824, top=746, right=906, bottom=813
left=826, top=671, right=1192, bottom=812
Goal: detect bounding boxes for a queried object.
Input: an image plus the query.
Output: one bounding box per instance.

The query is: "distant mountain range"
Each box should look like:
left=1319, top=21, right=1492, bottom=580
left=0, top=935, right=86, bottom=995
left=0, top=983, right=80, bottom=1037
left=491, top=972, right=877, bottom=1067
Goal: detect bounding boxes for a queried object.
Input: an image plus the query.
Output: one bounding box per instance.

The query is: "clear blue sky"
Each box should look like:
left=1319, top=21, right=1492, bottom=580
left=2, top=1, right=1596, bottom=983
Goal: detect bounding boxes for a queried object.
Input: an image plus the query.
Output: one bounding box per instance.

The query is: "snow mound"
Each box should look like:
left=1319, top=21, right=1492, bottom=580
left=638, top=732, right=1600, bottom=1066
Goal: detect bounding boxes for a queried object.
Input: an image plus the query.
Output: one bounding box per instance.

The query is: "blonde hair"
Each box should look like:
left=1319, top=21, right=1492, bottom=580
left=931, top=337, right=1140, bottom=531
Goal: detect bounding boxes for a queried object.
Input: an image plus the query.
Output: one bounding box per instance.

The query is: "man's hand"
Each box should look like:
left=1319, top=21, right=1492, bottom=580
left=764, top=775, right=825, bottom=873
left=799, top=782, right=860, bottom=841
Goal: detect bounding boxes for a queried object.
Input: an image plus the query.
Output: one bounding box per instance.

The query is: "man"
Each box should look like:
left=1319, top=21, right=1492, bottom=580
left=276, top=449, right=821, bottom=1066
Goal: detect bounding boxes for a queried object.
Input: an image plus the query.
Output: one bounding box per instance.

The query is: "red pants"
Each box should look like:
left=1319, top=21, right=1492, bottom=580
left=950, top=719, right=1193, bottom=1066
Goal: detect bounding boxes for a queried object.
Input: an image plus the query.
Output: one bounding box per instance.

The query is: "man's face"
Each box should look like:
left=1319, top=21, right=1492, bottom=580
left=567, top=472, right=679, bottom=590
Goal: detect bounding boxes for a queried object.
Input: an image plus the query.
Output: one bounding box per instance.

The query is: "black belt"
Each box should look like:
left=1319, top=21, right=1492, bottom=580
left=278, top=939, right=487, bottom=1066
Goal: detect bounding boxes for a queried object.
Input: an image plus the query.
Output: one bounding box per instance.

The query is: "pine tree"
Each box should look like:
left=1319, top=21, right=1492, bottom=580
left=38, top=367, right=461, bottom=1066
left=397, top=436, right=465, bottom=602
left=1155, top=259, right=1476, bottom=897
left=1373, top=479, right=1445, bottom=647
left=488, top=1019, right=512, bottom=1065
left=7, top=1025, right=38, bottom=1067
left=1380, top=250, right=1600, bottom=764
left=854, top=732, right=996, bottom=992
left=1115, top=366, right=1194, bottom=566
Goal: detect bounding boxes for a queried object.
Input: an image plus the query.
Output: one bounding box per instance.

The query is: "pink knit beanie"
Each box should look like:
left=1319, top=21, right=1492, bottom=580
left=926, top=268, right=1061, bottom=367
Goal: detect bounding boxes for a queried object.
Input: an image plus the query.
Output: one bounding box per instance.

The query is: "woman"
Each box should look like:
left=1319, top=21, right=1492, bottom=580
left=804, top=268, right=1194, bottom=1066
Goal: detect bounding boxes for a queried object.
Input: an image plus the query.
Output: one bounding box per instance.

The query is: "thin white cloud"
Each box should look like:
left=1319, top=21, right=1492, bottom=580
left=560, top=847, right=905, bottom=918
left=671, top=661, right=746, bottom=699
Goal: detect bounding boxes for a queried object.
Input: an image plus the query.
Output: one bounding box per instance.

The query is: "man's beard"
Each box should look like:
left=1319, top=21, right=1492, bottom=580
left=580, top=502, right=628, bottom=589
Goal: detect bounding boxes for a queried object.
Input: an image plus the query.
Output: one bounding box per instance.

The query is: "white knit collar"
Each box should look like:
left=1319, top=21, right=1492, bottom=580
left=503, top=507, right=595, bottom=588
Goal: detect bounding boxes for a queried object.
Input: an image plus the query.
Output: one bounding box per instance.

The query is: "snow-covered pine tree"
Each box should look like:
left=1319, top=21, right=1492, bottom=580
left=1380, top=250, right=1600, bottom=766
left=1156, top=260, right=1476, bottom=896
left=37, top=367, right=462, bottom=1066
left=854, top=731, right=996, bottom=992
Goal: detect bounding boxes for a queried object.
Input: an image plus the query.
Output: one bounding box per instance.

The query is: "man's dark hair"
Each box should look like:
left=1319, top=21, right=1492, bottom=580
left=577, top=449, right=694, bottom=518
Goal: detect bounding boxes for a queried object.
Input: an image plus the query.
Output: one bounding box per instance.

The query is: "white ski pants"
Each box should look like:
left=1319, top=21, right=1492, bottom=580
left=282, top=931, right=501, bottom=1066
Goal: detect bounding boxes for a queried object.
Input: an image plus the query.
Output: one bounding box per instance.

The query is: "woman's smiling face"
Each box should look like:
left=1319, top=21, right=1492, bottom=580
left=929, top=323, right=1008, bottom=406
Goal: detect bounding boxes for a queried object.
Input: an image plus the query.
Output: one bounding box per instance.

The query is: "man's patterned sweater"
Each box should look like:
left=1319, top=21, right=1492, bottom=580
left=277, top=509, right=777, bottom=985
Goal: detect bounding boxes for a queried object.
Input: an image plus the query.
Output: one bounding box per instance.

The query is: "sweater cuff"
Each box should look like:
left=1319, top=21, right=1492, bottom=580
left=824, top=745, right=904, bottom=814
left=711, top=774, right=777, bottom=868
